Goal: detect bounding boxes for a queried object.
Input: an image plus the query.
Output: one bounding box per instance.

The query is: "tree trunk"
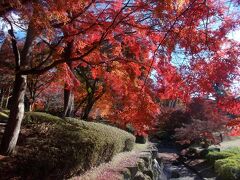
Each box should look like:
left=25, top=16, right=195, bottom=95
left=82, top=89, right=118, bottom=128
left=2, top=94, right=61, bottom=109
left=4, top=97, right=9, bottom=109
left=0, top=20, right=34, bottom=155
left=0, top=88, right=4, bottom=108
left=81, top=90, right=105, bottom=120
left=24, top=96, right=30, bottom=112
left=0, top=74, right=27, bottom=155
left=63, top=88, right=74, bottom=117
left=29, top=103, right=34, bottom=112
left=4, top=88, right=11, bottom=109
left=81, top=93, right=94, bottom=120
left=81, top=102, right=94, bottom=120
left=62, top=41, right=74, bottom=117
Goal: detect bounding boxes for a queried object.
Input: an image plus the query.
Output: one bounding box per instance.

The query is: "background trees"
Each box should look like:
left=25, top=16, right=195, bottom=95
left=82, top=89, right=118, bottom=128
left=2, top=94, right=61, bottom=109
left=0, top=0, right=239, bottom=155
left=174, top=98, right=229, bottom=146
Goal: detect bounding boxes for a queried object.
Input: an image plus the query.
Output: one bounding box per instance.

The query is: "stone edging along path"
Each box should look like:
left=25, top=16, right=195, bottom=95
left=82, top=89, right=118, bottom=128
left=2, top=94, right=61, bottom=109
left=71, top=143, right=165, bottom=180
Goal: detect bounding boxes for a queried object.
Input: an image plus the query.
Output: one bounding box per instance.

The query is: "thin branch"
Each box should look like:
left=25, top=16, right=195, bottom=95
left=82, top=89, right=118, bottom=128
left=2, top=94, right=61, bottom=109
left=142, top=0, right=199, bottom=89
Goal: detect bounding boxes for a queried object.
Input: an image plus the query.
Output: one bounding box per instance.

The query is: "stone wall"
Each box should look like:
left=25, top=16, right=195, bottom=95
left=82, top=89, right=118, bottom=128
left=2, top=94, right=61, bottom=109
left=120, top=146, right=166, bottom=180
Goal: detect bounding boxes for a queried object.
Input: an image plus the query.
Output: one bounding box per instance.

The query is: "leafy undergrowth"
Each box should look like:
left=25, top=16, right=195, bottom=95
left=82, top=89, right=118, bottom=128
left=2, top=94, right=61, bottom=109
left=206, top=147, right=240, bottom=180
left=0, top=112, right=135, bottom=179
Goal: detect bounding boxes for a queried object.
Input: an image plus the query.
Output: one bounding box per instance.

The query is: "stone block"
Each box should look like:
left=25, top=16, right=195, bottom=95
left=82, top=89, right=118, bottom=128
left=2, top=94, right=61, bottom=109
left=126, top=166, right=138, bottom=179
left=121, top=168, right=131, bottom=180
left=133, top=171, right=151, bottom=180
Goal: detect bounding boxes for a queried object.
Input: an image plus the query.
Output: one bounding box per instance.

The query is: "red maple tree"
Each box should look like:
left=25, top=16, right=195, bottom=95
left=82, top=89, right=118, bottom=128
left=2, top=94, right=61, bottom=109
left=0, top=0, right=239, bottom=155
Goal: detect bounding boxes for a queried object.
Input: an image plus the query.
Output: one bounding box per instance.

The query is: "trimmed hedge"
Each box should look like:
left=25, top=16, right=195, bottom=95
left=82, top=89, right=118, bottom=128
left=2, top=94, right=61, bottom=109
left=206, top=147, right=240, bottom=164
left=215, top=155, right=240, bottom=180
left=7, top=112, right=135, bottom=179
left=135, top=135, right=147, bottom=144
left=206, top=151, right=237, bottom=164
left=206, top=147, right=240, bottom=180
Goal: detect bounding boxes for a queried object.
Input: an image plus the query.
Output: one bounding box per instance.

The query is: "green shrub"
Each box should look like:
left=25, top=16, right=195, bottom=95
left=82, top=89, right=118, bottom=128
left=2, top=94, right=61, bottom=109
left=206, top=151, right=236, bottom=164
left=205, top=147, right=240, bottom=180
left=208, top=147, right=220, bottom=152
left=224, top=147, right=240, bottom=154
left=135, top=135, right=147, bottom=144
left=23, top=111, right=63, bottom=124
left=15, top=112, right=135, bottom=179
left=215, top=155, right=240, bottom=180
left=206, top=147, right=240, bottom=164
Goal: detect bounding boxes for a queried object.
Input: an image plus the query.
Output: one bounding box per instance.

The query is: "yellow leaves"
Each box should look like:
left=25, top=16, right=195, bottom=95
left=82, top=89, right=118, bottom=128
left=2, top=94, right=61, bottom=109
left=177, top=0, right=188, bottom=8
left=167, top=0, right=190, bottom=12
left=56, top=46, right=64, bottom=55
left=165, top=0, right=172, bottom=5
left=49, top=11, right=69, bottom=24
left=155, top=0, right=189, bottom=16
left=113, top=46, right=122, bottom=57
left=113, top=68, right=128, bottom=79
left=75, top=41, right=87, bottom=50
left=176, top=0, right=189, bottom=12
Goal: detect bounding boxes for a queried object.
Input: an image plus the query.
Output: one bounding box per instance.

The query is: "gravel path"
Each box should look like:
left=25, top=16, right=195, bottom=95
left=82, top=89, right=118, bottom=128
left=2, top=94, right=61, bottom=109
left=211, top=137, right=240, bottom=150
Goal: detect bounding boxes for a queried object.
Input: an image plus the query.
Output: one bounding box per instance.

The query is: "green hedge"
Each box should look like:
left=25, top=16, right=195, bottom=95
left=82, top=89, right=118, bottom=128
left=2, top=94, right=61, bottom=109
left=206, top=147, right=240, bottom=164
left=215, top=155, right=240, bottom=180
left=14, top=112, right=135, bottom=179
left=206, top=147, right=240, bottom=180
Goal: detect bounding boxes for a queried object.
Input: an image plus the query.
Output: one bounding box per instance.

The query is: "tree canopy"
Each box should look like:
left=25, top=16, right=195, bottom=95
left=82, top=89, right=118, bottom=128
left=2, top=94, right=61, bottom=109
left=0, top=0, right=240, bottom=154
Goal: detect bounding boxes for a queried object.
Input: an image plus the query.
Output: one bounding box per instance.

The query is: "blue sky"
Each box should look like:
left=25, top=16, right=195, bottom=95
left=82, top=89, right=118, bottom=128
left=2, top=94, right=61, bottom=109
left=228, top=30, right=240, bottom=41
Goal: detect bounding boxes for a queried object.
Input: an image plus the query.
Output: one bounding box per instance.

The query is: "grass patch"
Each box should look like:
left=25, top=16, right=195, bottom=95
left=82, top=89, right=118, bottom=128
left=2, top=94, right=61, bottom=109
left=0, top=112, right=135, bottom=179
